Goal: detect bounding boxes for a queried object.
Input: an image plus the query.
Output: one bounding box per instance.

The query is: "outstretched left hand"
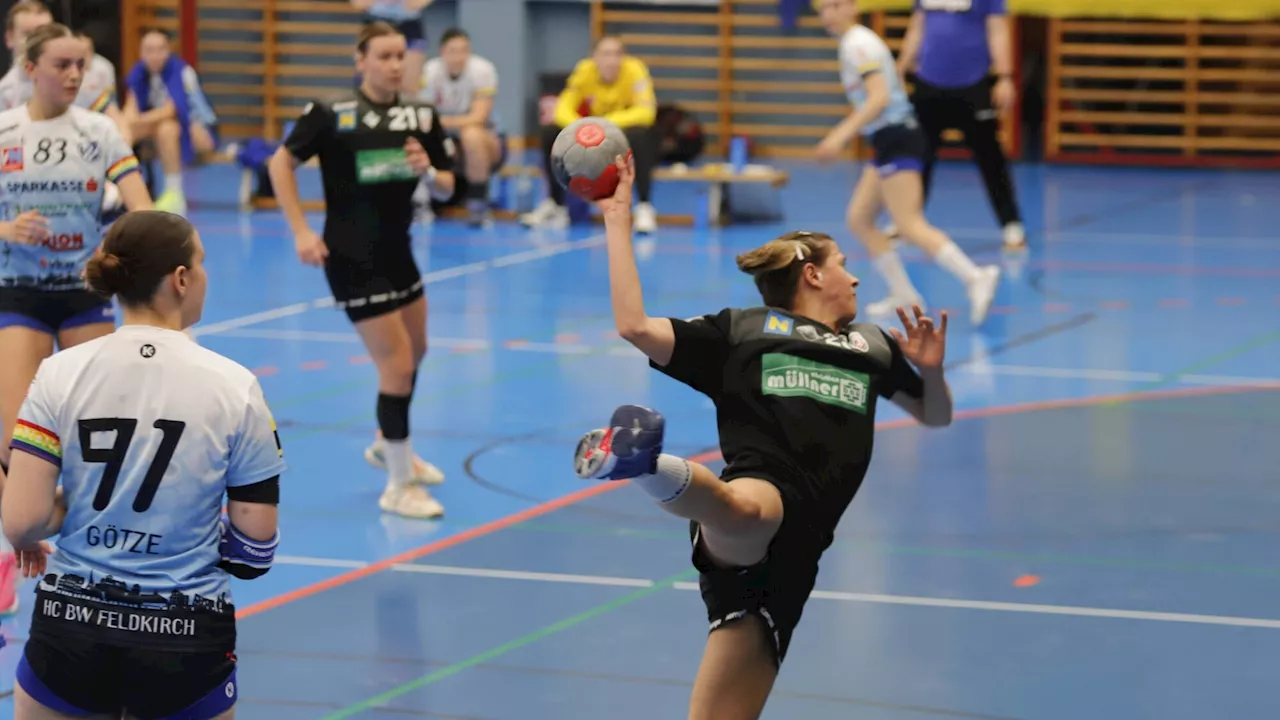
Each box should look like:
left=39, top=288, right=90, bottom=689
left=888, top=305, right=947, bottom=370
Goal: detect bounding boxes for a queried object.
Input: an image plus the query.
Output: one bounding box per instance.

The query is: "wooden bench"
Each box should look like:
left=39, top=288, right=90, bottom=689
left=242, top=161, right=790, bottom=226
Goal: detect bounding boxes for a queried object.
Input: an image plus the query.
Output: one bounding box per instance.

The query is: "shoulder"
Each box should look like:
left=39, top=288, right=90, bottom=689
left=32, top=335, right=111, bottom=389
left=0, top=66, right=21, bottom=88
left=181, top=342, right=267, bottom=405
left=0, top=105, right=25, bottom=125
left=70, top=105, right=115, bottom=130
left=469, top=56, right=498, bottom=78
left=846, top=322, right=903, bottom=363
left=568, top=58, right=597, bottom=81
left=423, top=57, right=445, bottom=77
left=93, top=54, right=117, bottom=75
left=620, top=56, right=649, bottom=77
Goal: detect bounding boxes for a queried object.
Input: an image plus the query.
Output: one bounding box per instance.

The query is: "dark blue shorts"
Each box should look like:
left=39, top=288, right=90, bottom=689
left=0, top=287, right=114, bottom=335
left=868, top=121, right=927, bottom=177
left=19, top=635, right=237, bottom=720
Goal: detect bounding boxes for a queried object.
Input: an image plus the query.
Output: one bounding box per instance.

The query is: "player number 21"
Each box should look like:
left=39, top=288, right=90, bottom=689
left=78, top=418, right=187, bottom=512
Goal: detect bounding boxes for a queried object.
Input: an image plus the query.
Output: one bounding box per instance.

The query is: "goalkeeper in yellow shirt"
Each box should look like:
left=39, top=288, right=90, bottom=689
left=521, top=36, right=660, bottom=234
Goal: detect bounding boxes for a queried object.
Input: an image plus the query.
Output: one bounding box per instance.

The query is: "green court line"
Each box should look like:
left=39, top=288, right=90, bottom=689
left=1103, top=328, right=1280, bottom=404
left=316, top=568, right=698, bottom=720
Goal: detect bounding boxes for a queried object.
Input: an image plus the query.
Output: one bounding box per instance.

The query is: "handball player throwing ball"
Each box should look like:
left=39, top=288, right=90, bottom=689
left=574, top=156, right=954, bottom=720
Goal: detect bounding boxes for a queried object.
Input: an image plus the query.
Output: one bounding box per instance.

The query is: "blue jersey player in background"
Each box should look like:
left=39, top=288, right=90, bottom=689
left=0, top=22, right=153, bottom=614
left=1, top=210, right=283, bottom=720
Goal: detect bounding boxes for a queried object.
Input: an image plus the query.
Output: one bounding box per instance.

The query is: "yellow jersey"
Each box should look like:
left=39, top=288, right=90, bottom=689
left=554, top=56, right=657, bottom=129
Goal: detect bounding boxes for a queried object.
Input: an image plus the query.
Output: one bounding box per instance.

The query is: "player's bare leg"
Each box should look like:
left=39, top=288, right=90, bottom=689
left=847, top=165, right=925, bottom=317
left=354, top=304, right=443, bottom=518
left=13, top=681, right=116, bottom=720
left=574, top=405, right=782, bottom=568
left=363, top=295, right=445, bottom=488
left=878, top=169, right=1001, bottom=325
left=688, top=616, right=779, bottom=720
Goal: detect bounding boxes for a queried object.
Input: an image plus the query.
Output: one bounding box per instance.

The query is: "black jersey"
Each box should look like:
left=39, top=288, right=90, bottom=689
left=282, top=89, right=455, bottom=253
left=653, top=306, right=924, bottom=538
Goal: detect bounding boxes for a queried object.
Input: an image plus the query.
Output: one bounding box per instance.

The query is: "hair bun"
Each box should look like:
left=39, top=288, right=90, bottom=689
left=85, top=250, right=128, bottom=297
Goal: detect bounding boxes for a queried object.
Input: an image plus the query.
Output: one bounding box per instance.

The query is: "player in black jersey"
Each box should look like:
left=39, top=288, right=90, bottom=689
left=573, top=157, right=954, bottom=720
left=267, top=21, right=455, bottom=519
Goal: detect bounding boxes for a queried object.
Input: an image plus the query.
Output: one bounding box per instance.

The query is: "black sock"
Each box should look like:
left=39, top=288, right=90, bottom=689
left=466, top=179, right=488, bottom=202
left=376, top=393, right=412, bottom=441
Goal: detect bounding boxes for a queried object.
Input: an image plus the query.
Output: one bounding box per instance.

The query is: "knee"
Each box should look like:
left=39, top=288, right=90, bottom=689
left=846, top=207, right=878, bottom=238
left=458, top=125, right=488, bottom=156
left=711, top=479, right=783, bottom=539
left=374, top=346, right=417, bottom=394
left=154, top=119, right=181, bottom=142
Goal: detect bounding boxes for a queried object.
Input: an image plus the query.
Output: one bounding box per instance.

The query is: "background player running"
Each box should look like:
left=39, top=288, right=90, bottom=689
left=268, top=21, right=455, bottom=520
left=1, top=210, right=283, bottom=720
left=0, top=22, right=151, bottom=613
left=815, top=0, right=1000, bottom=326
left=573, top=157, right=954, bottom=720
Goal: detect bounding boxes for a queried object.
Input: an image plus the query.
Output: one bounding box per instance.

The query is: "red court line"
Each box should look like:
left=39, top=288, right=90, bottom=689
left=236, top=446, right=717, bottom=620
left=235, top=382, right=1278, bottom=621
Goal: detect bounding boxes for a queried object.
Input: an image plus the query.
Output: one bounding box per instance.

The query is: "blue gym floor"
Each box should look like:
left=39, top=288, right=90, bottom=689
left=2, top=157, right=1279, bottom=719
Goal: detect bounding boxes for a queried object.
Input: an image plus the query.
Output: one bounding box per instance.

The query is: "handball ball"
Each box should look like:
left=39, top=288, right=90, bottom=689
left=550, top=117, right=632, bottom=201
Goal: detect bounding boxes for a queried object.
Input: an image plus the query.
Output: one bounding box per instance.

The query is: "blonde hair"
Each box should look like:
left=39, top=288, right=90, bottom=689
left=735, top=231, right=835, bottom=309
left=23, top=22, right=71, bottom=65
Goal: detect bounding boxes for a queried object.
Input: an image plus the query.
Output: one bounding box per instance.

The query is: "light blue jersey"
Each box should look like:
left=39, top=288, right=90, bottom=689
left=0, top=105, right=138, bottom=291
left=838, top=24, right=916, bottom=136
left=11, top=326, right=286, bottom=638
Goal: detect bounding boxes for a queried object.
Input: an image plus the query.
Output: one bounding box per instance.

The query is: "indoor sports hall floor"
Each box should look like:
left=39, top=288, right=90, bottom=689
left=3, top=156, right=1280, bottom=720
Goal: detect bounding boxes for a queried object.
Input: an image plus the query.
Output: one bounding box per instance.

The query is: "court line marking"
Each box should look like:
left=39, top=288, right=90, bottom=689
left=189, top=234, right=607, bottom=338
left=238, top=381, right=1275, bottom=625
left=269, top=555, right=1280, bottom=630
left=275, top=555, right=656, bottom=588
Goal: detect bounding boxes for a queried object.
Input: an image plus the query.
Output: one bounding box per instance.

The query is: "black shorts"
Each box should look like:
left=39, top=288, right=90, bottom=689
left=868, top=121, right=927, bottom=177
left=0, top=286, right=114, bottom=335
left=323, top=247, right=425, bottom=324
left=362, top=15, right=427, bottom=53
left=688, top=492, right=824, bottom=666
left=19, top=636, right=236, bottom=720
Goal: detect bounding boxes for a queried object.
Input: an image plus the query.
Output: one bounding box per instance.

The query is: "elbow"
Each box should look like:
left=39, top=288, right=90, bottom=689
left=617, top=322, right=649, bottom=344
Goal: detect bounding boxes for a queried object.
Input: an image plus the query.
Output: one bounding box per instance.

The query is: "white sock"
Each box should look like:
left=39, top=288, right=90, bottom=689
left=872, top=250, right=920, bottom=299
left=383, top=439, right=414, bottom=487
left=934, top=241, right=982, bottom=285
left=164, top=173, right=183, bottom=195
left=631, top=454, right=692, bottom=504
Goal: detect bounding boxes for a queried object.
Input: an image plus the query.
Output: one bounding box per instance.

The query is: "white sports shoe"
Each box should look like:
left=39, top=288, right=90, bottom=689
left=520, top=198, right=569, bottom=229
left=967, top=265, right=1002, bottom=326
left=364, top=440, right=445, bottom=486
left=379, top=482, right=444, bottom=519
left=864, top=294, right=925, bottom=318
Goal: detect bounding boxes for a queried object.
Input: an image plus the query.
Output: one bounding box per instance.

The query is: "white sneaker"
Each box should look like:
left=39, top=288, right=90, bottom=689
left=378, top=482, right=444, bottom=519
left=967, top=265, right=1002, bottom=326
left=864, top=294, right=925, bottom=318
left=1002, top=222, right=1027, bottom=250
left=520, top=198, right=569, bottom=229
left=364, top=440, right=445, bottom=486
left=633, top=202, right=657, bottom=234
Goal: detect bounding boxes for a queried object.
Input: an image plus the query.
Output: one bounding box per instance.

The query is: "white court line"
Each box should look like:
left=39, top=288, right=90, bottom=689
left=274, top=555, right=651, bottom=587
left=272, top=556, right=1280, bottom=629
left=190, top=234, right=606, bottom=338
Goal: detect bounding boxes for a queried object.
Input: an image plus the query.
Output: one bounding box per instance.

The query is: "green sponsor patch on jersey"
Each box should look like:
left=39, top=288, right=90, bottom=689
left=760, top=353, right=869, bottom=413
left=355, top=148, right=416, bottom=184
